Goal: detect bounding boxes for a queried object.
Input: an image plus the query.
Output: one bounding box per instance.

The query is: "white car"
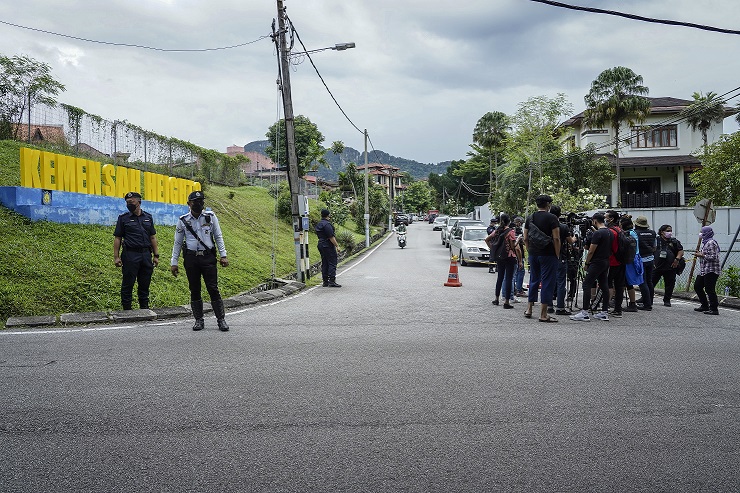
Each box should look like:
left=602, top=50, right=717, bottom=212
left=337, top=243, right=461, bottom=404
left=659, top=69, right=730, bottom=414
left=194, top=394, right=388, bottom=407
left=432, top=215, right=448, bottom=231
left=441, top=216, right=467, bottom=246
left=448, top=225, right=490, bottom=266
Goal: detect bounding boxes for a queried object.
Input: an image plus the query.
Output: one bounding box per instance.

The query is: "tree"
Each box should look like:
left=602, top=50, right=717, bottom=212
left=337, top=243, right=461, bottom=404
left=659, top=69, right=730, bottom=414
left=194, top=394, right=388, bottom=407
left=472, top=111, right=510, bottom=195
left=402, top=180, right=433, bottom=214
left=584, top=66, right=650, bottom=207
left=689, top=131, right=740, bottom=206
left=264, top=115, right=324, bottom=177
left=0, top=54, right=66, bottom=140
left=681, top=91, right=727, bottom=151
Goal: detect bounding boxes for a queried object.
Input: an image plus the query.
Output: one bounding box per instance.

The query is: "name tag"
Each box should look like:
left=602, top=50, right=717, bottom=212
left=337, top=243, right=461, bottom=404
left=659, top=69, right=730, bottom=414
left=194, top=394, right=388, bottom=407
left=659, top=250, right=668, bottom=258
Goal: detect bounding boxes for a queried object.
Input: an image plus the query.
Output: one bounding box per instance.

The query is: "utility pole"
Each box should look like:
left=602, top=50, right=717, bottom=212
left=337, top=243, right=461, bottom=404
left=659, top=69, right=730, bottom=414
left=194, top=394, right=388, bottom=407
left=275, top=0, right=305, bottom=281
left=364, top=129, right=370, bottom=247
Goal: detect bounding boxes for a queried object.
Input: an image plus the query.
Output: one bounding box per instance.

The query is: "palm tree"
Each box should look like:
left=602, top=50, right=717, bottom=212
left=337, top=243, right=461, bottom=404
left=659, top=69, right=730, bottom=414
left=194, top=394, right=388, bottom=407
left=584, top=66, right=650, bottom=207
left=472, top=111, right=510, bottom=197
left=681, top=91, right=727, bottom=152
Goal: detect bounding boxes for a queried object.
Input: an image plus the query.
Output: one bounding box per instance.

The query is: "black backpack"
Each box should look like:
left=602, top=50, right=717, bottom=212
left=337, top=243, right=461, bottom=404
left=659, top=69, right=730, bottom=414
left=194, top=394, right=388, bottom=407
left=526, top=217, right=553, bottom=250
left=610, top=227, right=637, bottom=265
left=490, top=227, right=512, bottom=261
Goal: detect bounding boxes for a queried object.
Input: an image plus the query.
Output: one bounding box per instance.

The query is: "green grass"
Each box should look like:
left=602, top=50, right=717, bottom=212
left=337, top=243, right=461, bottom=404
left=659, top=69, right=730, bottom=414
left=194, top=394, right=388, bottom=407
left=0, top=140, right=378, bottom=321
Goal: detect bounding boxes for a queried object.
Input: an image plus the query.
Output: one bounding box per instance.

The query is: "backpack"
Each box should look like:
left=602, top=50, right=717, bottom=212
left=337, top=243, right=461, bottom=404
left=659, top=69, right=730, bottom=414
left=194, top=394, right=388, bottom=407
left=610, top=227, right=637, bottom=265
left=526, top=218, right=553, bottom=250
left=490, top=227, right=512, bottom=261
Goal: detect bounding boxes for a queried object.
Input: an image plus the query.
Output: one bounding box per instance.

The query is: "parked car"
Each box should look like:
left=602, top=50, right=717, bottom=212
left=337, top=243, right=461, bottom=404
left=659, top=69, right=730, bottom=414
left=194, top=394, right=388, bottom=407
left=394, top=213, right=409, bottom=226
left=441, top=216, right=467, bottom=246
left=432, top=215, right=448, bottom=231
left=448, top=225, right=490, bottom=266
left=445, top=218, right=485, bottom=248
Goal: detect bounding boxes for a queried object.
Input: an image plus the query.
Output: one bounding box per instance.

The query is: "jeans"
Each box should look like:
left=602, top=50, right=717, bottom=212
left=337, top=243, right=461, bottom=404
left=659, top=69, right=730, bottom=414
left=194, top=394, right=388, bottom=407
left=638, top=259, right=655, bottom=307
left=555, top=258, right=568, bottom=309
left=495, top=256, right=517, bottom=301
left=694, top=272, right=719, bottom=310
left=512, top=263, right=525, bottom=294
left=528, top=255, right=559, bottom=305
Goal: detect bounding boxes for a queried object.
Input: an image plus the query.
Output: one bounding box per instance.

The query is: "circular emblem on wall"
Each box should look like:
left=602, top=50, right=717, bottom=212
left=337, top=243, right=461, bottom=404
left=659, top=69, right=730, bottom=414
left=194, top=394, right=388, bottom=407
left=42, top=189, right=52, bottom=206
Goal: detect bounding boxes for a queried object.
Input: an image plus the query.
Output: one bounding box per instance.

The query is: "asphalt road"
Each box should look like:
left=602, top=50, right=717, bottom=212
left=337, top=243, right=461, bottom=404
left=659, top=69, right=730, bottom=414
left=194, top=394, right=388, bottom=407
left=2, top=222, right=739, bottom=492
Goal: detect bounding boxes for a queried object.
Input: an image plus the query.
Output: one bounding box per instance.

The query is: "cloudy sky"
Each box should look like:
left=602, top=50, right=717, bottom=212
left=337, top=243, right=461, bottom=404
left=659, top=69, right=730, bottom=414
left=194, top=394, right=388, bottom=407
left=2, top=0, right=739, bottom=164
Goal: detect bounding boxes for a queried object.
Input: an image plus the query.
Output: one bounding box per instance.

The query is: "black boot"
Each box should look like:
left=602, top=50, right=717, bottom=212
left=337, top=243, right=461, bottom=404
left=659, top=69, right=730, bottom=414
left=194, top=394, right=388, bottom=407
left=213, top=299, right=229, bottom=331
left=139, top=300, right=149, bottom=310
left=191, top=301, right=204, bottom=331
left=328, top=278, right=342, bottom=288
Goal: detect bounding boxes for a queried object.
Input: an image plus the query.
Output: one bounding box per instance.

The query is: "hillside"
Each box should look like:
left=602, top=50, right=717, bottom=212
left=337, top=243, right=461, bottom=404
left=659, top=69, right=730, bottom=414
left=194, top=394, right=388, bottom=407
left=245, top=140, right=451, bottom=181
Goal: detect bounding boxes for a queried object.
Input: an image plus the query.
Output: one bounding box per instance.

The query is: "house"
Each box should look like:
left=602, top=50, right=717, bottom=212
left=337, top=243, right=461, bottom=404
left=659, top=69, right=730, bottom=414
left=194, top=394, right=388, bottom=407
left=356, top=162, right=406, bottom=199
left=559, top=97, right=736, bottom=208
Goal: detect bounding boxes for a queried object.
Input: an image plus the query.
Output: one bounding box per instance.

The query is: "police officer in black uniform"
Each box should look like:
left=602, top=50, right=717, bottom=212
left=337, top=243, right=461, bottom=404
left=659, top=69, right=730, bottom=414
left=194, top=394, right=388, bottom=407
left=170, top=191, right=230, bottom=331
left=113, top=191, right=159, bottom=310
left=315, top=208, right=341, bottom=287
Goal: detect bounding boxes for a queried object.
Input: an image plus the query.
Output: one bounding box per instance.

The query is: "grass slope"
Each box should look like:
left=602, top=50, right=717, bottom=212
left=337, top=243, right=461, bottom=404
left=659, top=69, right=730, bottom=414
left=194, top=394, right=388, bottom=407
left=0, top=140, right=365, bottom=321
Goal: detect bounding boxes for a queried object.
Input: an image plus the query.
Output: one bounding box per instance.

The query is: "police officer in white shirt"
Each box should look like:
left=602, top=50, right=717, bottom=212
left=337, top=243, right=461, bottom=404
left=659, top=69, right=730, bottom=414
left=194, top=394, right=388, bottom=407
left=170, top=191, right=230, bottom=331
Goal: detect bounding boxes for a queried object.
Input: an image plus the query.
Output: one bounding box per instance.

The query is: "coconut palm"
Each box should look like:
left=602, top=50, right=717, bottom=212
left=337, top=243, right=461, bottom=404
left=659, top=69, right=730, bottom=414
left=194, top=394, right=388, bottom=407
left=472, top=111, right=510, bottom=196
left=681, top=91, right=727, bottom=151
left=584, top=66, right=650, bottom=207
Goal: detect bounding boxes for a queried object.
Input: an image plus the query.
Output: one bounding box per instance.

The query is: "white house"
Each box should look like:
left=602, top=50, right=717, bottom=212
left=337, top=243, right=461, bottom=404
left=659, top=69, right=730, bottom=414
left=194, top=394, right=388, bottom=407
left=559, top=97, right=736, bottom=208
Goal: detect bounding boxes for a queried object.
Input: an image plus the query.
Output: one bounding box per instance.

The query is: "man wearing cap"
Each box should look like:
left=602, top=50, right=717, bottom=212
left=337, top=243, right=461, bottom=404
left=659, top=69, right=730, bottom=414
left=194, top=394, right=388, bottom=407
left=315, top=209, right=341, bottom=287
left=634, top=215, right=657, bottom=311
left=113, top=191, right=159, bottom=310
left=170, top=190, right=230, bottom=331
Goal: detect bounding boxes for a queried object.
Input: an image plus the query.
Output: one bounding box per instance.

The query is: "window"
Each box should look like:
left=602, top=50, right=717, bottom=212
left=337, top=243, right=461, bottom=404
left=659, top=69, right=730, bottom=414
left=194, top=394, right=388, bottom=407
left=631, top=125, right=677, bottom=148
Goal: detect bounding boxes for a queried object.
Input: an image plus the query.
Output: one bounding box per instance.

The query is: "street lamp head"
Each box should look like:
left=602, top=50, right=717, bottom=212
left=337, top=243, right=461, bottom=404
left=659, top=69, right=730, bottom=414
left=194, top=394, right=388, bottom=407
left=333, top=42, right=356, bottom=51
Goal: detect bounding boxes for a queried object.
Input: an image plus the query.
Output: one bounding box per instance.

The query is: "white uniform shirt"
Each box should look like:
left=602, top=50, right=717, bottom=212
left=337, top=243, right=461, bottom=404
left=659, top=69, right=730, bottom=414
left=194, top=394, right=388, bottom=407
left=170, top=211, right=227, bottom=265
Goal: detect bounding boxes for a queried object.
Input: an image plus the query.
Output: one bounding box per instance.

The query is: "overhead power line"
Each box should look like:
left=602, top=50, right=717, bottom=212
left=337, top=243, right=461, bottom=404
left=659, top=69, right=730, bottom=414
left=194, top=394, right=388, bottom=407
left=0, top=18, right=270, bottom=52
left=527, top=0, right=740, bottom=35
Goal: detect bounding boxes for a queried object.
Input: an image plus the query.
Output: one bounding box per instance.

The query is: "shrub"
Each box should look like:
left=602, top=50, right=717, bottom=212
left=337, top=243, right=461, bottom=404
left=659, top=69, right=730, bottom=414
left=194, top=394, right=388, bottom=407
left=719, top=265, right=740, bottom=297
left=335, top=230, right=356, bottom=252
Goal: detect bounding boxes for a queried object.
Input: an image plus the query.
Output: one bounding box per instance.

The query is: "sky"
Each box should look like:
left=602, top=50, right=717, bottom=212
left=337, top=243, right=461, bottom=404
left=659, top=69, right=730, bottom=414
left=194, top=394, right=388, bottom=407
left=1, top=0, right=739, bottom=164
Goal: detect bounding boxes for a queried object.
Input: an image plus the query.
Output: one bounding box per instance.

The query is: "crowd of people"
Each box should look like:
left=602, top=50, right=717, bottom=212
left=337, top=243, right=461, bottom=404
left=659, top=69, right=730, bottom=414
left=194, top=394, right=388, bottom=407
left=485, top=194, right=724, bottom=323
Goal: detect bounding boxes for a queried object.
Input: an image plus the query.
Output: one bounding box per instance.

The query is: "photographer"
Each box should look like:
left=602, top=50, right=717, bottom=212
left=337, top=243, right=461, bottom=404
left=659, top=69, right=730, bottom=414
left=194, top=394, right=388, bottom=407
left=570, top=213, right=611, bottom=322
left=549, top=205, right=576, bottom=315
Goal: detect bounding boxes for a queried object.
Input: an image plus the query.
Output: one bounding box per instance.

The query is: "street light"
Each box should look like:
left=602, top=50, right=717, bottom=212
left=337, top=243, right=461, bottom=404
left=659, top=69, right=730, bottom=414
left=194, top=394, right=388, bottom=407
left=289, top=42, right=356, bottom=57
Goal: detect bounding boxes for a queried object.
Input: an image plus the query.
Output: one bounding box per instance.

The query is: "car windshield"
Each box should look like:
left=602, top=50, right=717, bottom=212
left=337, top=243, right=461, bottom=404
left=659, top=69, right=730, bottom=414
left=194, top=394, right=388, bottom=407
left=464, top=229, right=487, bottom=240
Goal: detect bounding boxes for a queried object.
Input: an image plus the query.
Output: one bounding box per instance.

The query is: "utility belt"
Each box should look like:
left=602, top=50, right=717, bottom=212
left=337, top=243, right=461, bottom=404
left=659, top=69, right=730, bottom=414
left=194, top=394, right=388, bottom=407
left=124, top=246, right=151, bottom=253
left=184, top=248, right=215, bottom=257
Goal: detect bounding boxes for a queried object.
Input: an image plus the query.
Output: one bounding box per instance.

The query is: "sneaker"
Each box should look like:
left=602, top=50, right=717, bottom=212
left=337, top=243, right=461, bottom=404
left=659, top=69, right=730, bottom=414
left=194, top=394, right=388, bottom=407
left=664, top=300, right=672, bottom=307
left=510, top=297, right=521, bottom=303
left=694, top=306, right=709, bottom=312
left=611, top=311, right=623, bottom=318
left=637, top=305, right=652, bottom=311
left=594, top=311, right=610, bottom=321
left=555, top=308, right=572, bottom=315
left=570, top=310, right=590, bottom=321
left=703, top=309, right=719, bottom=315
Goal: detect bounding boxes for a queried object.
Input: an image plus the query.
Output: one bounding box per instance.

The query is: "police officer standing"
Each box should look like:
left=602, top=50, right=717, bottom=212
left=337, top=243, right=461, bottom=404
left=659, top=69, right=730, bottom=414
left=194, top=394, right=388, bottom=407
left=315, top=208, right=341, bottom=287
left=170, top=191, right=230, bottom=331
left=113, top=191, right=159, bottom=310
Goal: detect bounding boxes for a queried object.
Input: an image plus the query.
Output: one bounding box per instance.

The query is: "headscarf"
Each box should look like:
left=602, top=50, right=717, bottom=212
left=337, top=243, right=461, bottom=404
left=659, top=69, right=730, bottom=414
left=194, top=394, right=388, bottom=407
left=700, top=226, right=714, bottom=244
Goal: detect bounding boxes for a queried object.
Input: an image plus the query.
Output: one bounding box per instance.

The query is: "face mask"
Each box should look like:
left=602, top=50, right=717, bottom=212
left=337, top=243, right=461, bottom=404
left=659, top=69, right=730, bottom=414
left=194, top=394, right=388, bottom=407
left=191, top=201, right=204, bottom=213
left=126, top=203, right=137, bottom=213
left=664, top=232, right=672, bottom=238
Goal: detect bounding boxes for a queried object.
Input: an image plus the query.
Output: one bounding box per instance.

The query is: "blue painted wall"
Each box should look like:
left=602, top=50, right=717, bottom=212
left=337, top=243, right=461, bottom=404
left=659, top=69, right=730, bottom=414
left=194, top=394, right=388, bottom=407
left=0, top=186, right=188, bottom=226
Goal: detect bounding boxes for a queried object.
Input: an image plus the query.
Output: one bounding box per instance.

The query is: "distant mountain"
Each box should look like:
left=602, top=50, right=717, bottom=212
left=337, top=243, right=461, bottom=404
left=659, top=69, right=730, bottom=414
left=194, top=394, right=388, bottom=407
left=244, top=140, right=450, bottom=181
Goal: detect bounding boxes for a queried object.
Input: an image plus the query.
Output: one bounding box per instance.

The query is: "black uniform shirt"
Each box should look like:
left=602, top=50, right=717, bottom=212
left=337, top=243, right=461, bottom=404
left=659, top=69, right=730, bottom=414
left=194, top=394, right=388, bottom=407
left=315, top=219, right=335, bottom=246
left=114, top=211, right=156, bottom=249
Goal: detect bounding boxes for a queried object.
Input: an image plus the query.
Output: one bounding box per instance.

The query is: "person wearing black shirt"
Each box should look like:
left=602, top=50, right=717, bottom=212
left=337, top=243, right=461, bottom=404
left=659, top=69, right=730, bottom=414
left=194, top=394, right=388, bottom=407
left=523, top=195, right=561, bottom=322
left=113, top=191, right=159, bottom=310
left=315, top=209, right=342, bottom=287
left=570, top=213, right=611, bottom=321
left=652, top=224, right=684, bottom=307
left=549, top=205, right=575, bottom=315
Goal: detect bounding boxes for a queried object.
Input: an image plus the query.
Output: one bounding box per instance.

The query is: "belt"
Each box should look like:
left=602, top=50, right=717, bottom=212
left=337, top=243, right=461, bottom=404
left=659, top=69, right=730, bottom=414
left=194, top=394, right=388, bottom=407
left=185, top=248, right=215, bottom=256
left=125, top=246, right=151, bottom=253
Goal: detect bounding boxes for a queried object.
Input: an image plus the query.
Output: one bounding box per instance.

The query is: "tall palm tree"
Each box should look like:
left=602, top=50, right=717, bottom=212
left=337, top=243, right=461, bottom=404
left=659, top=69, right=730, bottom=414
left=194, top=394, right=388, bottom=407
left=584, top=66, right=650, bottom=207
left=681, top=91, right=727, bottom=151
left=472, top=111, right=510, bottom=197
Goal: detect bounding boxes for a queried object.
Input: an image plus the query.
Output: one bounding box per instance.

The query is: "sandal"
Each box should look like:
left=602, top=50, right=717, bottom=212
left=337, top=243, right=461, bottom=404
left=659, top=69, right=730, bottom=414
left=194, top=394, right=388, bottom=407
left=524, top=311, right=532, bottom=318
left=538, top=316, right=558, bottom=323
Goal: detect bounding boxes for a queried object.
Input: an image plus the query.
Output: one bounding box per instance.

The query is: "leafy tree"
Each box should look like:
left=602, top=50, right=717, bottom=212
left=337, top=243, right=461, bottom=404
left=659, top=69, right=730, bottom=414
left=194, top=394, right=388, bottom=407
left=301, top=139, right=328, bottom=173
left=681, top=91, right=727, bottom=151
left=351, top=182, right=389, bottom=231
left=265, top=115, right=324, bottom=176
left=583, top=66, right=650, bottom=206
left=0, top=54, right=66, bottom=140
left=402, top=180, right=433, bottom=214
left=318, top=190, right=350, bottom=226
left=472, top=111, right=510, bottom=194
left=689, top=131, right=740, bottom=206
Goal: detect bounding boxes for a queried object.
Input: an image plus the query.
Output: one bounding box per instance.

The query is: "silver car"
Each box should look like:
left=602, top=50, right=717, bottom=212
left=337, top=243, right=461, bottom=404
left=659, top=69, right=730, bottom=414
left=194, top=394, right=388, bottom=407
left=432, top=215, right=448, bottom=231
left=441, top=216, right=467, bottom=246
left=445, top=218, right=485, bottom=248
left=448, top=225, right=490, bottom=266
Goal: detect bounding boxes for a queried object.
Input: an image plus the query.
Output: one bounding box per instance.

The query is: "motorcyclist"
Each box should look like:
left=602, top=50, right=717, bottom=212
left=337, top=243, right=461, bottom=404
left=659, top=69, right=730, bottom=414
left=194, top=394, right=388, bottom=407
left=396, top=223, right=407, bottom=234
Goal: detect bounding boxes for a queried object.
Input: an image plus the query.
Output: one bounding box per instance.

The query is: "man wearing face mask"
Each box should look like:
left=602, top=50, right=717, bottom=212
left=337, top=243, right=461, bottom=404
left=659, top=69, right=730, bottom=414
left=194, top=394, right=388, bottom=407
left=652, top=224, right=684, bottom=307
left=113, top=191, right=160, bottom=310
left=170, top=190, right=230, bottom=331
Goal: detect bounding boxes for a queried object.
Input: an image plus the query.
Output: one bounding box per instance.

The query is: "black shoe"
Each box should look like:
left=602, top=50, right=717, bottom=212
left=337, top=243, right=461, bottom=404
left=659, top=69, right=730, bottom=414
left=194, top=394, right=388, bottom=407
left=328, top=282, right=342, bottom=288
left=192, top=319, right=205, bottom=331
left=547, top=306, right=555, bottom=314
left=555, top=309, right=572, bottom=315
left=663, top=301, right=672, bottom=307
left=703, top=309, right=719, bottom=315
left=503, top=303, right=514, bottom=309
left=323, top=281, right=329, bottom=287
left=217, top=318, right=230, bottom=331
left=694, top=306, right=709, bottom=312
left=611, top=311, right=623, bottom=318
left=637, top=305, right=652, bottom=311
left=623, top=303, right=638, bottom=312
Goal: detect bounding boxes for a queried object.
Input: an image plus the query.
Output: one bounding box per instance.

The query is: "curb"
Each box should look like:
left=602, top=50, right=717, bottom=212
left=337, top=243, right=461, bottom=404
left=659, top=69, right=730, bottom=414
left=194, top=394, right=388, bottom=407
left=654, top=288, right=740, bottom=310
left=4, top=278, right=307, bottom=329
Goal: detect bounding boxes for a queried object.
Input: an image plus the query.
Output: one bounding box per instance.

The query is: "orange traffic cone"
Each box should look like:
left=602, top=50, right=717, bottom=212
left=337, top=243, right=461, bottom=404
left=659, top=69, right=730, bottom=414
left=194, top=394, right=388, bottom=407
left=444, top=255, right=463, bottom=287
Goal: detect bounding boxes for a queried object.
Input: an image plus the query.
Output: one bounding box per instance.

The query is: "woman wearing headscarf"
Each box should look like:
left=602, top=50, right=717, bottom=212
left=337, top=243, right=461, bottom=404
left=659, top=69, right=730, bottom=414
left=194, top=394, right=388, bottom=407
left=693, top=225, right=721, bottom=315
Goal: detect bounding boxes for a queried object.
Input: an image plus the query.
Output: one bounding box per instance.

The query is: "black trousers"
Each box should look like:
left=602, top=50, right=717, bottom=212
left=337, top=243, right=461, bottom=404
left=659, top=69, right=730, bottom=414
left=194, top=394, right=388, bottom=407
left=121, top=250, right=153, bottom=309
left=653, top=269, right=676, bottom=302
left=184, top=251, right=221, bottom=303
left=583, top=259, right=609, bottom=313
left=495, top=256, right=516, bottom=301
left=608, top=263, right=626, bottom=310
left=318, top=243, right=338, bottom=282
left=694, top=272, right=719, bottom=310
left=638, top=259, right=655, bottom=307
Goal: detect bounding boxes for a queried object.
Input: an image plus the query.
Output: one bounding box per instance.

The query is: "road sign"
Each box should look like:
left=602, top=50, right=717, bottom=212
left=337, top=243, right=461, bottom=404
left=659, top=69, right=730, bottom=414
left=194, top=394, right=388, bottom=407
left=693, top=198, right=715, bottom=224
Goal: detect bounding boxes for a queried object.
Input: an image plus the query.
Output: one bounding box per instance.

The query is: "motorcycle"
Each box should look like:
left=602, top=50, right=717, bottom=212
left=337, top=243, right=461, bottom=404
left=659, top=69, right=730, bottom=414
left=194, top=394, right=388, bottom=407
left=397, top=230, right=407, bottom=249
